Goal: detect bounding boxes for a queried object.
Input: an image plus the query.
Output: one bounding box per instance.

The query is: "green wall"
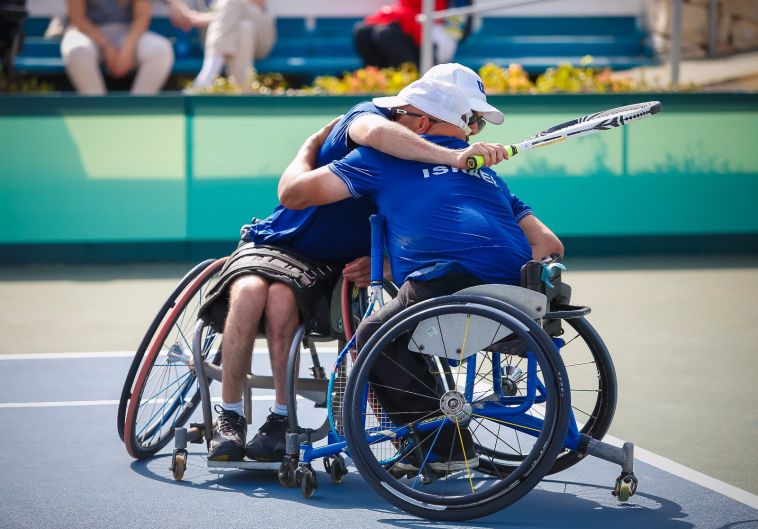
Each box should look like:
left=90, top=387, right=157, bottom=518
left=1, top=94, right=757, bottom=260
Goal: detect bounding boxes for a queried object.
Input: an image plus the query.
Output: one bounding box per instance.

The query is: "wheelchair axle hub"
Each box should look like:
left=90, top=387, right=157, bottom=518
left=440, top=391, right=472, bottom=424
left=502, top=365, right=524, bottom=397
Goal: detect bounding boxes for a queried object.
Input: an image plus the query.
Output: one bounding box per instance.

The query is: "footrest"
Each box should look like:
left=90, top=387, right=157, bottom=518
left=207, top=460, right=281, bottom=471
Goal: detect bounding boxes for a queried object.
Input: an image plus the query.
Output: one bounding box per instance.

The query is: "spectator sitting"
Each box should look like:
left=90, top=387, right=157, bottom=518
left=61, top=0, right=174, bottom=94
left=354, top=0, right=465, bottom=68
left=169, top=0, right=275, bottom=93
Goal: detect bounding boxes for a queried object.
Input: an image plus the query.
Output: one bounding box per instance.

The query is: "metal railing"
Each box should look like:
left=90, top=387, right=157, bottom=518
left=417, top=0, right=721, bottom=86
left=417, top=0, right=564, bottom=73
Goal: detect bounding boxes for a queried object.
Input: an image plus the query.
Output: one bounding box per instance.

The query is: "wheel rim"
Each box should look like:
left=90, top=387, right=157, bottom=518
left=124, top=258, right=225, bottom=458
left=344, top=297, right=569, bottom=517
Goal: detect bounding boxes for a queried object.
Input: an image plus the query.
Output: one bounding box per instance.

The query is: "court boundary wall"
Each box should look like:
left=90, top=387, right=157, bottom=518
left=1, top=93, right=756, bottom=264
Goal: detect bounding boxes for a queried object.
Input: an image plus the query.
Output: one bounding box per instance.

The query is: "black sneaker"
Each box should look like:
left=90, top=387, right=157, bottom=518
left=207, top=405, right=247, bottom=461
left=245, top=412, right=288, bottom=461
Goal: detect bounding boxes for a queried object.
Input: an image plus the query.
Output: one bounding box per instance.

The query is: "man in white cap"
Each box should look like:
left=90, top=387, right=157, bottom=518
left=423, top=62, right=505, bottom=135
left=279, top=78, right=563, bottom=474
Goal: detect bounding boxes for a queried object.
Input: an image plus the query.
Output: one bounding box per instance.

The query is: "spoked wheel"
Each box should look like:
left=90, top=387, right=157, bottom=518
left=470, top=316, right=617, bottom=475
left=123, top=258, right=226, bottom=459
left=117, top=259, right=216, bottom=442
left=343, top=295, right=570, bottom=521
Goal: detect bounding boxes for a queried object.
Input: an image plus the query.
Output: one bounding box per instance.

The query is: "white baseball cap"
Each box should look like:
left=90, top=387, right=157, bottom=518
left=423, top=63, right=505, bottom=125
left=372, top=78, right=471, bottom=132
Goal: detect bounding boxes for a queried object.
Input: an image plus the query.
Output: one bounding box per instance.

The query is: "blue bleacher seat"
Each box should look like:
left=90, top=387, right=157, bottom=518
left=14, top=15, right=656, bottom=83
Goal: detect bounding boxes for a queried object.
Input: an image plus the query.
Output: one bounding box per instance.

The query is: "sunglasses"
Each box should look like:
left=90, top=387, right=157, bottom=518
left=390, top=108, right=440, bottom=123
left=468, top=112, right=487, bottom=132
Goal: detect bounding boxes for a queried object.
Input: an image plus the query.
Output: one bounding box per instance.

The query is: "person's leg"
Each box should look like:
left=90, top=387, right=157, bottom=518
left=226, top=19, right=254, bottom=92
left=221, top=275, right=269, bottom=403
left=353, top=23, right=386, bottom=67
left=262, top=282, right=301, bottom=409
left=250, top=6, right=276, bottom=60
left=208, top=274, right=269, bottom=461
left=372, top=22, right=419, bottom=67
left=60, top=27, right=106, bottom=95
left=194, top=0, right=244, bottom=88
left=245, top=281, right=300, bottom=460
left=131, top=31, right=174, bottom=94
left=356, top=273, right=482, bottom=468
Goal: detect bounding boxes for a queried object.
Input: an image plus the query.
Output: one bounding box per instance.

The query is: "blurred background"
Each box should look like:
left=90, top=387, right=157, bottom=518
left=1, top=0, right=757, bottom=499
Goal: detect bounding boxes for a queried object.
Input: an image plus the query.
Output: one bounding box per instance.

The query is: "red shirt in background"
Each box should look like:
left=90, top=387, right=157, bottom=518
left=364, top=0, right=447, bottom=45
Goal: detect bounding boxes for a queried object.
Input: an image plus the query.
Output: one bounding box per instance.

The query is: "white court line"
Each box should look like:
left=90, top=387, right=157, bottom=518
left=0, top=395, right=297, bottom=409
left=0, top=348, right=341, bottom=361
left=602, top=432, right=758, bottom=509
left=2, top=351, right=756, bottom=509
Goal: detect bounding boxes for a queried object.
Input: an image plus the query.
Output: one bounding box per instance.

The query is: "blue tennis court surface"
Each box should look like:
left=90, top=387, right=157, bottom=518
left=1, top=353, right=756, bottom=529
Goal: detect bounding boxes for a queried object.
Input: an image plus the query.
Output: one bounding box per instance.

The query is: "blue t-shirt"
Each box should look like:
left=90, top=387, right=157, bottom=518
left=245, top=102, right=390, bottom=264
left=329, top=135, right=534, bottom=285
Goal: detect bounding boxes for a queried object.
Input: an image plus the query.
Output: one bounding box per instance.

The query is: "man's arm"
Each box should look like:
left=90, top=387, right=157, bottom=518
left=278, top=118, right=352, bottom=209
left=348, top=114, right=509, bottom=169
left=518, top=214, right=564, bottom=260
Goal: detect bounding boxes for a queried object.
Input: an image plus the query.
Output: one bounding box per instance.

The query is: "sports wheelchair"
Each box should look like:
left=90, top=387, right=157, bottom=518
left=118, top=215, right=637, bottom=521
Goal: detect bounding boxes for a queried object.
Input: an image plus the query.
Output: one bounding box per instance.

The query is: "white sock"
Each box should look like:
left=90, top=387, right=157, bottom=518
left=222, top=399, right=244, bottom=416
left=272, top=402, right=288, bottom=417
left=193, top=52, right=225, bottom=87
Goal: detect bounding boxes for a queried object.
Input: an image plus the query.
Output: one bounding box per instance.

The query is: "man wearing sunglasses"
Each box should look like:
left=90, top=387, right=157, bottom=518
left=196, top=65, right=512, bottom=464
left=423, top=62, right=503, bottom=137
left=278, top=78, right=563, bottom=473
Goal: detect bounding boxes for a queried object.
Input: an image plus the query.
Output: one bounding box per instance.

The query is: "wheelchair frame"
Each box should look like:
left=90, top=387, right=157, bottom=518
left=119, top=214, right=638, bottom=521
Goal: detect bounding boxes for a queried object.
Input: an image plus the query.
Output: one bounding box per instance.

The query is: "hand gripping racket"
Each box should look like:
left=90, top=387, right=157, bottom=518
left=466, top=101, right=661, bottom=170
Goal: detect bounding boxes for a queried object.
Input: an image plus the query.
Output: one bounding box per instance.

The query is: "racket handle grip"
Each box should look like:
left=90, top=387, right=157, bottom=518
left=369, top=214, right=385, bottom=286
left=465, top=145, right=519, bottom=170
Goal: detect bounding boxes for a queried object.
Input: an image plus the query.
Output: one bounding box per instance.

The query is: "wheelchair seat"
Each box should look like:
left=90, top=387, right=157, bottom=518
left=406, top=285, right=547, bottom=359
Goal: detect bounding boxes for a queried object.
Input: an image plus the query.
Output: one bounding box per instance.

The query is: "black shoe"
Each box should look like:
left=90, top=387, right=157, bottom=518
left=245, top=412, right=288, bottom=461
left=207, top=405, right=247, bottom=461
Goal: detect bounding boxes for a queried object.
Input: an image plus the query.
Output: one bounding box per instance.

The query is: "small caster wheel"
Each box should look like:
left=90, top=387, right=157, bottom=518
left=278, top=456, right=296, bottom=488
left=329, top=456, right=347, bottom=485
left=323, top=457, right=332, bottom=474
left=170, top=449, right=187, bottom=481
left=613, top=472, right=638, bottom=502
left=299, top=467, right=318, bottom=499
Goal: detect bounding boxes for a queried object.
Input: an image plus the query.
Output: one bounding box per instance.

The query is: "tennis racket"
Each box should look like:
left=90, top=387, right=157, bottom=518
left=466, top=101, right=661, bottom=170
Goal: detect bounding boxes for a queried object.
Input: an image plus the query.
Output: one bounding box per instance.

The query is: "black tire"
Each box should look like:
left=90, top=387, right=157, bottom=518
left=550, top=316, right=616, bottom=472
left=124, top=258, right=226, bottom=459
left=471, top=315, right=617, bottom=475
left=343, top=295, right=570, bottom=521
left=117, top=259, right=216, bottom=442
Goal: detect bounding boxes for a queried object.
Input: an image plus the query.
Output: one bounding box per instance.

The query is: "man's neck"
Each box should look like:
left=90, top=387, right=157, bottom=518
left=425, top=123, right=466, bottom=140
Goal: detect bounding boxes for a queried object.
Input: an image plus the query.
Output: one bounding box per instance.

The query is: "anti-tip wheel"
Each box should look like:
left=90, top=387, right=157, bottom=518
left=613, top=473, right=637, bottom=502
left=171, top=450, right=187, bottom=481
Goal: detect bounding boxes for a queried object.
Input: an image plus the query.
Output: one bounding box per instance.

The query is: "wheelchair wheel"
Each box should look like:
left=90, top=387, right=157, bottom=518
left=123, top=258, right=226, bottom=459
left=550, top=316, right=616, bottom=472
left=343, top=295, right=570, bottom=521
left=470, top=315, right=617, bottom=475
left=117, top=259, right=216, bottom=442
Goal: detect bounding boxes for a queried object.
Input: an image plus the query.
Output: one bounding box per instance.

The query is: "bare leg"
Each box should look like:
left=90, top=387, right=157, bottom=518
left=220, top=275, right=269, bottom=404
left=263, top=282, right=301, bottom=408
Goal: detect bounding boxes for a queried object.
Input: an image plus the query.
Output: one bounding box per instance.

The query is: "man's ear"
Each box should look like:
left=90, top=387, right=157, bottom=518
left=417, top=116, right=433, bottom=134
